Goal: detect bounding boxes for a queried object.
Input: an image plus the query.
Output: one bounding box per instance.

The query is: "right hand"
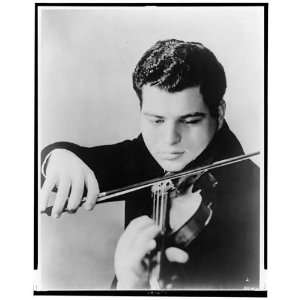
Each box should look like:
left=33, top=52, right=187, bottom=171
left=40, top=149, right=100, bottom=218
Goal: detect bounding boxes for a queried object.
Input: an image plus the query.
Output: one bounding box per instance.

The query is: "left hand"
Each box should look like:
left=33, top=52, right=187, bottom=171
left=114, top=215, right=189, bottom=289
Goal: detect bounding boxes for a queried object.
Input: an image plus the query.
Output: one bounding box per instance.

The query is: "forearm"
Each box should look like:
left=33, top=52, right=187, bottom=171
left=40, top=139, right=134, bottom=190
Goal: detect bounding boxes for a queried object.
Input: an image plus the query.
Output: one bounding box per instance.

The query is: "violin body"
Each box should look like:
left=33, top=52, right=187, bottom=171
left=148, top=172, right=218, bottom=289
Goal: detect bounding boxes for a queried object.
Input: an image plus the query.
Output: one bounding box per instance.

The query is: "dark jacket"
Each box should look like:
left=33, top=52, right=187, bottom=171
left=41, top=121, right=260, bottom=289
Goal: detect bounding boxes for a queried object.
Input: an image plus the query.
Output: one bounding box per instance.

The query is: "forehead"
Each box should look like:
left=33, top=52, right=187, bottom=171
left=141, top=85, right=208, bottom=117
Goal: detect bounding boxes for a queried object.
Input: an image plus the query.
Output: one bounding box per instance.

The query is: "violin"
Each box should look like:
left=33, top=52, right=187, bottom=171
left=41, top=151, right=260, bottom=289
left=147, top=170, right=218, bottom=289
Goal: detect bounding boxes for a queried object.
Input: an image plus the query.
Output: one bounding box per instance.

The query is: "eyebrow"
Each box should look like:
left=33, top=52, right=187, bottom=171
left=142, top=112, right=207, bottom=119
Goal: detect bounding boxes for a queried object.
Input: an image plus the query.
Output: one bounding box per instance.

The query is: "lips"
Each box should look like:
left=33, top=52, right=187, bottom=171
left=159, top=151, right=185, bottom=160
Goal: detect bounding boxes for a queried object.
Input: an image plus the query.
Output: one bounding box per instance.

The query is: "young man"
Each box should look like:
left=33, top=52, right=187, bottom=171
left=41, top=39, right=260, bottom=289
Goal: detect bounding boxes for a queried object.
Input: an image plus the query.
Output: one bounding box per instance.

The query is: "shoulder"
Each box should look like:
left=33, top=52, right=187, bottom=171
left=212, top=158, right=260, bottom=229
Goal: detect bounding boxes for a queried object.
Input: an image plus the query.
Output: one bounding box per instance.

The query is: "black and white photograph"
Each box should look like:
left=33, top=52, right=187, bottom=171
left=35, top=3, right=266, bottom=295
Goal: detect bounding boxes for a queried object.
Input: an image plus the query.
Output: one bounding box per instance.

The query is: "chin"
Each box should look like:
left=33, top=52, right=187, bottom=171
left=158, top=160, right=187, bottom=173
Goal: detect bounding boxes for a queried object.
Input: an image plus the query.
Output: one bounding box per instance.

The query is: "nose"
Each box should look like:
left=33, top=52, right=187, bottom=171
left=164, top=121, right=181, bottom=145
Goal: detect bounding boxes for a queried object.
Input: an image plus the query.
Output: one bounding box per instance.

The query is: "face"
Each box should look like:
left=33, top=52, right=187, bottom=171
left=141, top=85, right=218, bottom=172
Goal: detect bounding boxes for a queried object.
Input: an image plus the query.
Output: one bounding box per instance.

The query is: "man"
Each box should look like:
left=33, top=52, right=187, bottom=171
left=41, top=39, right=260, bottom=289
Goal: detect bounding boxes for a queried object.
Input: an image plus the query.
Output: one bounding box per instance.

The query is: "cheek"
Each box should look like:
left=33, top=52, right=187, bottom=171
left=185, top=121, right=216, bottom=150
left=141, top=123, right=159, bottom=149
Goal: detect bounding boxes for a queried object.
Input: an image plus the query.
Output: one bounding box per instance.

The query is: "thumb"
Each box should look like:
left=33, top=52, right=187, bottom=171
left=165, top=247, right=189, bottom=263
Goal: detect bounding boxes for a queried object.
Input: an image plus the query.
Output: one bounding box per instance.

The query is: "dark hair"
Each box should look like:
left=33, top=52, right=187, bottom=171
left=132, top=39, right=226, bottom=117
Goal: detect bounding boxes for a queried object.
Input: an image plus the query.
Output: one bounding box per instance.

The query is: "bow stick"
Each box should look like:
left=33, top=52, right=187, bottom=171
left=41, top=151, right=260, bottom=216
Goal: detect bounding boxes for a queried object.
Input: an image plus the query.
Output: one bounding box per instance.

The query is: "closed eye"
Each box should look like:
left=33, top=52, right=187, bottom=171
left=181, top=118, right=203, bottom=124
left=147, top=118, right=164, bottom=124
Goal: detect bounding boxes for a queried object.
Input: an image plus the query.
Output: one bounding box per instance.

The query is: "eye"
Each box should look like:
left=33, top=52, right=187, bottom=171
left=149, top=118, right=164, bottom=124
left=181, top=118, right=202, bottom=124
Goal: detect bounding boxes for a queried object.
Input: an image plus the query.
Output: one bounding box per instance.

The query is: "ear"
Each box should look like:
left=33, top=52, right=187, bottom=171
left=217, top=100, right=226, bottom=130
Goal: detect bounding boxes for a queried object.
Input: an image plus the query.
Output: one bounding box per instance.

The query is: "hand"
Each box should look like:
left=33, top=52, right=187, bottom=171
left=114, top=215, right=189, bottom=289
left=114, top=216, right=159, bottom=289
left=40, top=149, right=99, bottom=218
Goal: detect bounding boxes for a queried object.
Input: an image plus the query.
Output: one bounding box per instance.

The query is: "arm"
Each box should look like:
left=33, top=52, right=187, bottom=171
left=40, top=139, right=137, bottom=217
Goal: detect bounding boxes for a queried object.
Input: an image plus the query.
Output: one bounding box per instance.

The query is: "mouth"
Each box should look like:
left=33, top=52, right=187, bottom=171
left=159, top=151, right=185, bottom=160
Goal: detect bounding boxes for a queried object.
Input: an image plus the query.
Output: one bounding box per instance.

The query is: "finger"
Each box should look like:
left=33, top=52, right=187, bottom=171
left=143, top=240, right=157, bottom=264
left=67, top=175, right=84, bottom=211
left=130, top=224, right=160, bottom=263
left=165, top=247, right=189, bottom=263
left=83, top=170, right=99, bottom=210
left=134, top=229, right=160, bottom=262
left=40, top=175, right=57, bottom=212
left=127, top=215, right=154, bottom=231
left=117, top=216, right=155, bottom=250
left=52, top=177, right=71, bottom=218
left=123, top=216, right=154, bottom=240
left=142, top=239, right=158, bottom=266
left=130, top=239, right=157, bottom=269
left=135, top=224, right=160, bottom=247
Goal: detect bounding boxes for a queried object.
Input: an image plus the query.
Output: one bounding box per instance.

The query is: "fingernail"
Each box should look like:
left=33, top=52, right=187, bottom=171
left=84, top=203, right=93, bottom=210
left=52, top=212, right=60, bottom=218
left=149, top=239, right=156, bottom=249
left=67, top=205, right=75, bottom=211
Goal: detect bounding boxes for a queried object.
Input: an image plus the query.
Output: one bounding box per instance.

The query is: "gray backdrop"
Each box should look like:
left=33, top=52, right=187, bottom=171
left=38, top=6, right=264, bottom=290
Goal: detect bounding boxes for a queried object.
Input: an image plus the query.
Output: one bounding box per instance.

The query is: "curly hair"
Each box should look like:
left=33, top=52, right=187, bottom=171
left=132, top=39, right=226, bottom=118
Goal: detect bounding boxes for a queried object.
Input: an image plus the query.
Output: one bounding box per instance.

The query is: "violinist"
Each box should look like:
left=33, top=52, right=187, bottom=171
left=40, top=39, right=260, bottom=289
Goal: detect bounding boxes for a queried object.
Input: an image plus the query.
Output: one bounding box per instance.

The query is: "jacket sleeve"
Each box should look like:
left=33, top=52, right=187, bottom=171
left=40, top=139, right=137, bottom=192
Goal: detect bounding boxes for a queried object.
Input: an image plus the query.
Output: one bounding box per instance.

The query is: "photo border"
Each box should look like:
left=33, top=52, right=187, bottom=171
left=34, top=2, right=268, bottom=297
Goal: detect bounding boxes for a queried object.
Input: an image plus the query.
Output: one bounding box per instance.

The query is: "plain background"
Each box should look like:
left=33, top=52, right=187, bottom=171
left=40, top=7, right=264, bottom=152
left=38, top=6, right=264, bottom=290
left=4, top=0, right=300, bottom=299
